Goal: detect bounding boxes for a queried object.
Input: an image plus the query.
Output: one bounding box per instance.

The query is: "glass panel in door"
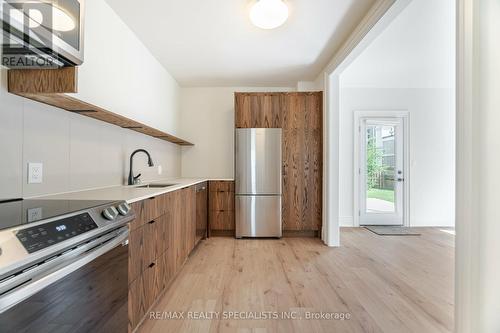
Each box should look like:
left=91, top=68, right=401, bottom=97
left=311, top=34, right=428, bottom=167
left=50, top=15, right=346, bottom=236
left=360, top=118, right=404, bottom=226
left=365, top=124, right=396, bottom=213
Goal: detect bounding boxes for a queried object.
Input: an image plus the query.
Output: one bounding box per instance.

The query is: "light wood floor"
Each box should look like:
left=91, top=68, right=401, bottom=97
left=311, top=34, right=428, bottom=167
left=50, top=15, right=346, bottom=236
left=139, top=228, right=454, bottom=333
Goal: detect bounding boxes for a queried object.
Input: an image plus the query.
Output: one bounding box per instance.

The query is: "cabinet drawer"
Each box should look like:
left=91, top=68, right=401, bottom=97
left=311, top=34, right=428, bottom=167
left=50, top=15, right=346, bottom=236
left=128, top=258, right=164, bottom=332
left=209, top=210, right=235, bottom=230
left=157, top=252, right=171, bottom=293
left=130, top=196, right=161, bottom=230
left=143, top=258, right=163, bottom=310
left=128, top=273, right=146, bottom=331
left=164, top=245, right=176, bottom=287
left=129, top=213, right=168, bottom=284
left=209, top=181, right=234, bottom=193
left=209, top=191, right=234, bottom=211
left=128, top=226, right=146, bottom=284
left=144, top=214, right=169, bottom=262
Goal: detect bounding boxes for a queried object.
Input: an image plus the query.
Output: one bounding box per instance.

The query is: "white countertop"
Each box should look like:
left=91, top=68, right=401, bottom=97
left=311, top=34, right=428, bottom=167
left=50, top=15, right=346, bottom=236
left=32, top=178, right=233, bottom=204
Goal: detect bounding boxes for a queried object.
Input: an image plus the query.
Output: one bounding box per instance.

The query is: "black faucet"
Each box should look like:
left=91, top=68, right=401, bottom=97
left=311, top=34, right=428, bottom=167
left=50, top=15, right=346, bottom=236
left=128, top=149, right=154, bottom=185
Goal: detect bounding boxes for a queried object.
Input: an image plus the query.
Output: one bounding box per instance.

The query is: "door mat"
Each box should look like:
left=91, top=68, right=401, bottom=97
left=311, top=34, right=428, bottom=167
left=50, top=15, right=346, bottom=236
left=364, top=226, right=421, bottom=236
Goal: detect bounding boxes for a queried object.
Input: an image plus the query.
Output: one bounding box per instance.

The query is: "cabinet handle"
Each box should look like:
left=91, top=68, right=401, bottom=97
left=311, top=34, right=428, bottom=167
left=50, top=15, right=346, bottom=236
left=149, top=197, right=156, bottom=200
left=148, top=220, right=156, bottom=224
left=149, top=262, right=156, bottom=268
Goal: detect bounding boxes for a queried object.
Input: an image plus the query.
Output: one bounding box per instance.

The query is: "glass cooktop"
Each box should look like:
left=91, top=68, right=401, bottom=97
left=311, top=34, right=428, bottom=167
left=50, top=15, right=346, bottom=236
left=0, top=199, right=115, bottom=231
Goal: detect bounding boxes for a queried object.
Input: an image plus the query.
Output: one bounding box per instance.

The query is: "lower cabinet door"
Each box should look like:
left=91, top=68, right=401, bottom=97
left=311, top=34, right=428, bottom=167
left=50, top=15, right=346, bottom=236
left=156, top=253, right=168, bottom=294
left=210, top=210, right=235, bottom=231
left=144, top=259, right=161, bottom=310
left=128, top=226, right=146, bottom=284
left=164, top=246, right=175, bottom=287
left=128, top=274, right=147, bottom=331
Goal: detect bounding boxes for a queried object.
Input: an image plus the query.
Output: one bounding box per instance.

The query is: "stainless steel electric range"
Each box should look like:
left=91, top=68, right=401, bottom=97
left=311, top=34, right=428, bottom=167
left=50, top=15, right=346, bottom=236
left=0, top=198, right=135, bottom=333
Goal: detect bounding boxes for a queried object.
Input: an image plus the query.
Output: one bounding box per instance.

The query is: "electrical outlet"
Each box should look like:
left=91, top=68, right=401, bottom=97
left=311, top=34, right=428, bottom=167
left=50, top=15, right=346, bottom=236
left=157, top=165, right=163, bottom=175
left=28, top=163, right=43, bottom=184
left=27, top=207, right=43, bottom=222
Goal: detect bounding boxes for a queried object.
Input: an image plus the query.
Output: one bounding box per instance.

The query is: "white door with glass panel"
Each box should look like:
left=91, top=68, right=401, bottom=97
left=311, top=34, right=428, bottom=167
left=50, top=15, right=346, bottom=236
left=359, top=118, right=405, bottom=225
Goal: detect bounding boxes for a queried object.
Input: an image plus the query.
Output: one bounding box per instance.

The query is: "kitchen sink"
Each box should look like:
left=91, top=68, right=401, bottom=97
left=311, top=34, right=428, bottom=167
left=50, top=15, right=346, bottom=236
left=135, top=183, right=178, bottom=189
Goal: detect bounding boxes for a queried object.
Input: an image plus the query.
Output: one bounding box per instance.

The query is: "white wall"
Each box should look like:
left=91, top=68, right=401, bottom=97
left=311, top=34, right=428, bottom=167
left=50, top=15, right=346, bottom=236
left=476, top=0, right=500, bottom=327
left=0, top=0, right=182, bottom=200
left=456, top=0, right=500, bottom=331
left=339, top=87, right=455, bottom=226
left=179, top=87, right=294, bottom=178
left=341, top=0, right=455, bottom=89
left=75, top=0, right=181, bottom=136
left=335, top=0, right=455, bottom=227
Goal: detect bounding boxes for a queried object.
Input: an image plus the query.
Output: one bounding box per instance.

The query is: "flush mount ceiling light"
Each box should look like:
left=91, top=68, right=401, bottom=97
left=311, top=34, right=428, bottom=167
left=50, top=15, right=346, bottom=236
left=250, top=0, right=289, bottom=29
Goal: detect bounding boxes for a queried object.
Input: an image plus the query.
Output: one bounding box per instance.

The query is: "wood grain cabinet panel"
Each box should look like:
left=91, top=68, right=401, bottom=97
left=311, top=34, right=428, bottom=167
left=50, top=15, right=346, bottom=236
left=234, top=92, right=323, bottom=232
left=209, top=191, right=234, bottom=211
left=157, top=252, right=170, bottom=295
left=130, top=197, right=160, bottom=230
left=142, top=220, right=158, bottom=268
left=128, top=226, right=146, bottom=284
left=129, top=202, right=145, bottom=231
left=208, top=181, right=235, bottom=232
left=128, top=274, right=147, bottom=331
left=209, top=210, right=235, bottom=231
left=209, top=181, right=234, bottom=193
left=169, top=190, right=185, bottom=271
left=235, top=93, right=282, bottom=128
left=8, top=68, right=194, bottom=146
left=143, top=259, right=161, bottom=313
left=181, top=186, right=196, bottom=256
left=128, top=185, right=205, bottom=332
left=164, top=235, right=176, bottom=287
left=235, top=93, right=252, bottom=128
left=282, top=129, right=322, bottom=231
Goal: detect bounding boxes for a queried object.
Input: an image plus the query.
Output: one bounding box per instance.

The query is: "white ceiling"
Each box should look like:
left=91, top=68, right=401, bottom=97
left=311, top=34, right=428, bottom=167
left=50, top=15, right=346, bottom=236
left=342, top=0, right=455, bottom=89
left=104, top=0, right=376, bottom=87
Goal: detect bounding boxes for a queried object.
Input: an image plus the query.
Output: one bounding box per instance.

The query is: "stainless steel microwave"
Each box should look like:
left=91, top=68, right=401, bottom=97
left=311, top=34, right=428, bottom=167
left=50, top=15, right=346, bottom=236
left=0, top=0, right=84, bottom=67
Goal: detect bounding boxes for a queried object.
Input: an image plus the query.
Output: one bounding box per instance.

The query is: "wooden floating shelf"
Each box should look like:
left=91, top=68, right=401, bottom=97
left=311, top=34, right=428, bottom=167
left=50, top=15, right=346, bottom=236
left=7, top=68, right=194, bottom=146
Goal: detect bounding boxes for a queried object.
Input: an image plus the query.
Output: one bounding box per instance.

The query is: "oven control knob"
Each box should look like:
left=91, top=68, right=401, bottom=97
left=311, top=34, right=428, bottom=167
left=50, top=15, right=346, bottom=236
left=117, top=202, right=131, bottom=216
left=102, top=206, right=119, bottom=221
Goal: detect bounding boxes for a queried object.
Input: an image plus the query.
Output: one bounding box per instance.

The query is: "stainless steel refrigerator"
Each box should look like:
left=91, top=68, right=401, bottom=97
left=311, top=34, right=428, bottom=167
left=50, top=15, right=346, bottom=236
left=235, top=128, right=282, bottom=238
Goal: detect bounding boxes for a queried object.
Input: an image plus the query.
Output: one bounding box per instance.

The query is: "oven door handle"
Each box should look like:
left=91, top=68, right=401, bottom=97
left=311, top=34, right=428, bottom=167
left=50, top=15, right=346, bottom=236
left=0, top=228, right=129, bottom=314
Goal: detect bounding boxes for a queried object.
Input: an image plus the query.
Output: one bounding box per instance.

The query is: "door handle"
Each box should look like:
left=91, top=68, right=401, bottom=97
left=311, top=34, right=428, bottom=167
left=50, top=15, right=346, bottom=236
left=397, top=178, right=405, bottom=182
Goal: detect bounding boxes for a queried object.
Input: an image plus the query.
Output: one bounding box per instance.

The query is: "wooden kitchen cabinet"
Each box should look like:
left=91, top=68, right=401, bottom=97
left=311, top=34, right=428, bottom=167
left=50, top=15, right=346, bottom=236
left=209, top=181, right=234, bottom=193
left=128, top=273, right=146, bottom=331
left=235, top=93, right=282, bottom=128
left=129, top=196, right=160, bottom=231
left=235, top=92, right=323, bottom=232
left=209, top=181, right=235, bottom=234
left=128, top=226, right=145, bottom=284
left=128, top=183, right=204, bottom=332
left=128, top=213, right=168, bottom=284
left=182, top=186, right=196, bottom=256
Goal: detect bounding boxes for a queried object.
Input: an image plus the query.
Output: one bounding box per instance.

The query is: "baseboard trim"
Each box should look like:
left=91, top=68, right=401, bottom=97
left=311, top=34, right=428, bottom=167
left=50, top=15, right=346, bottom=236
left=209, top=230, right=320, bottom=238
left=210, top=230, right=235, bottom=237
left=282, top=230, right=319, bottom=238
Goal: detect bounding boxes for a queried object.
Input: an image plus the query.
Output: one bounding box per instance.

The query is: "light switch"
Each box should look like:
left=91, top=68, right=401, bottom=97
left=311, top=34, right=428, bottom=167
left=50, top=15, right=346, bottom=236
left=28, top=163, right=43, bottom=184
left=158, top=165, right=163, bottom=175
